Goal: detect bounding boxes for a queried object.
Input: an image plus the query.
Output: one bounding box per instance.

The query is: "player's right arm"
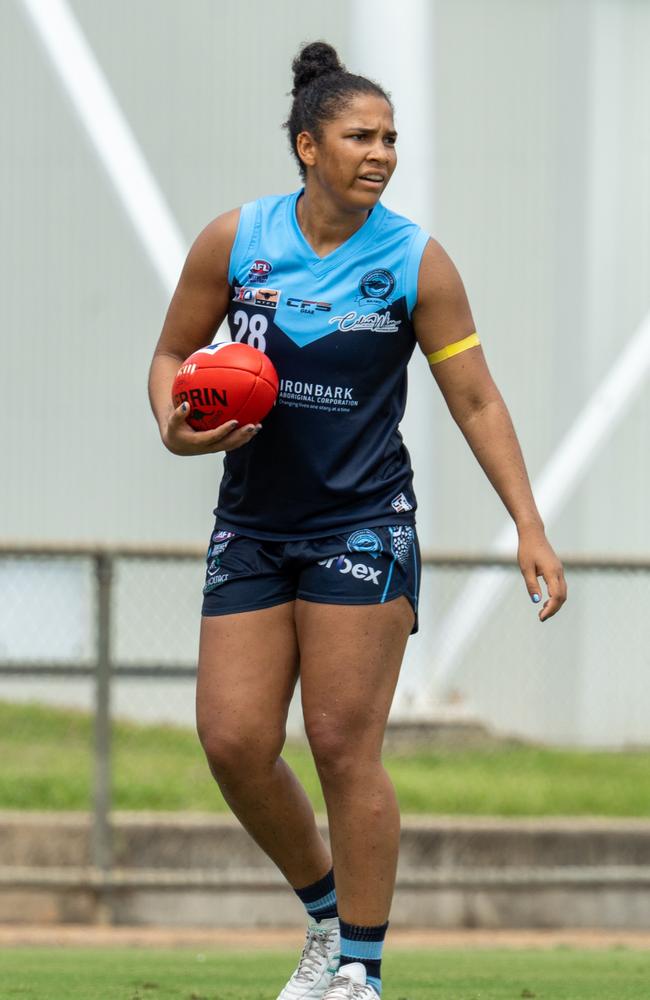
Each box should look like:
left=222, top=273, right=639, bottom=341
left=148, top=208, right=260, bottom=455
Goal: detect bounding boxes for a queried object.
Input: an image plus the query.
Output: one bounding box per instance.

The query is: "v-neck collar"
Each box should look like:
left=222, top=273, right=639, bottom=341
left=286, top=188, right=387, bottom=278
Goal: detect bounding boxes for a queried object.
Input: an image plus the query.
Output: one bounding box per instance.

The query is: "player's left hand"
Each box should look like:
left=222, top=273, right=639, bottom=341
left=517, top=526, right=567, bottom=622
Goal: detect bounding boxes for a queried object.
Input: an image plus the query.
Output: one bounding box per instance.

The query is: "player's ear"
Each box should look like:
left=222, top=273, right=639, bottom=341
left=296, top=130, right=317, bottom=170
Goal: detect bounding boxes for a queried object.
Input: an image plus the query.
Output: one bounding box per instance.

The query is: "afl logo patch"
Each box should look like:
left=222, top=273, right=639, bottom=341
left=359, top=268, right=395, bottom=303
left=248, top=259, right=273, bottom=283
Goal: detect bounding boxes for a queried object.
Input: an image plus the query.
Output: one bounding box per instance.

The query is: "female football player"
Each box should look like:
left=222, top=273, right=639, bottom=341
left=149, top=41, right=566, bottom=1000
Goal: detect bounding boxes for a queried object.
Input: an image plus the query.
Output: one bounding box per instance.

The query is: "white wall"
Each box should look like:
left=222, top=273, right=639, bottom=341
left=3, top=0, right=650, bottom=746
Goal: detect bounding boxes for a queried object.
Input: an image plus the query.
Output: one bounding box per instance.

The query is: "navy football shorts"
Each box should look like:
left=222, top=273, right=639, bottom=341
left=201, top=522, right=421, bottom=634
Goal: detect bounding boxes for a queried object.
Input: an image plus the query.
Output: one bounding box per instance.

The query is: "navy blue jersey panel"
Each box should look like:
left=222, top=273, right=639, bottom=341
left=216, top=190, right=429, bottom=539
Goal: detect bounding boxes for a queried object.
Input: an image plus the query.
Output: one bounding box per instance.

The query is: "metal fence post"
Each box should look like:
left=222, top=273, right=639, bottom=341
left=93, top=551, right=113, bottom=914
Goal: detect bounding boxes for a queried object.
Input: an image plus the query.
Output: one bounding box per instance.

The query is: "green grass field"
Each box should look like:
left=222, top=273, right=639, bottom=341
left=2, top=700, right=649, bottom=816
left=1, top=947, right=650, bottom=1000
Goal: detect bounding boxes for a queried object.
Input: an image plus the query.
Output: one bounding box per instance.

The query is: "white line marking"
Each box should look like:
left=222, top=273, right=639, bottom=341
left=19, top=0, right=187, bottom=295
left=428, top=309, right=650, bottom=699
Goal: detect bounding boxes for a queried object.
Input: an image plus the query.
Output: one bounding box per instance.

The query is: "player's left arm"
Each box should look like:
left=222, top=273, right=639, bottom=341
left=412, top=238, right=567, bottom=621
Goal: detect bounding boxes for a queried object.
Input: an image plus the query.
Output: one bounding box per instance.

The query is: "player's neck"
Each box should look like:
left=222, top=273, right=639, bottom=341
left=296, top=187, right=369, bottom=259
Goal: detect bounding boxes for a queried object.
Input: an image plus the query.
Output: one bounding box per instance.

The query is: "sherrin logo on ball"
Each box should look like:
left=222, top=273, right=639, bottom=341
left=172, top=342, right=279, bottom=431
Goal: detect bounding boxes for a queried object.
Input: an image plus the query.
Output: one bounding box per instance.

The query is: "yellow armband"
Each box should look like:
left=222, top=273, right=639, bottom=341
left=426, top=332, right=480, bottom=366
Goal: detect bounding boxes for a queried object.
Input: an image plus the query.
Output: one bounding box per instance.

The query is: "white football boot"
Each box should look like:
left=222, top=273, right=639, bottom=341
left=275, top=915, right=341, bottom=999
left=321, top=962, right=380, bottom=999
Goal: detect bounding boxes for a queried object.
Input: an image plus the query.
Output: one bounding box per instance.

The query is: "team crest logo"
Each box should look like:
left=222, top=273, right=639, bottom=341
left=248, top=259, right=273, bottom=283
left=358, top=268, right=396, bottom=304
left=347, top=529, right=383, bottom=559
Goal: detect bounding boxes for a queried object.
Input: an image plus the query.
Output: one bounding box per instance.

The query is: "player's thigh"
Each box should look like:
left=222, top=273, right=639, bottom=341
left=196, top=602, right=299, bottom=767
left=295, top=596, right=414, bottom=763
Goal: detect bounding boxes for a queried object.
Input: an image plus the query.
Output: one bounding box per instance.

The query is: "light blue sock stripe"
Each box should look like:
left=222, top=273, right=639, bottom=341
left=380, top=558, right=395, bottom=603
left=339, top=937, right=385, bottom=960
left=306, top=888, right=337, bottom=912
left=367, top=975, right=382, bottom=995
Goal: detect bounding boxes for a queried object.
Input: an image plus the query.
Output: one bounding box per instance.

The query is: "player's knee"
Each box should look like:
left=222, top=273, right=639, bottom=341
left=306, top=720, right=379, bottom=784
left=197, top=723, right=285, bottom=779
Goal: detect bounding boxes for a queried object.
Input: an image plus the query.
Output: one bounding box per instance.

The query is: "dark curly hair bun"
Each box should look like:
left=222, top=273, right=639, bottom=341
left=284, top=40, right=392, bottom=177
left=291, top=41, right=345, bottom=97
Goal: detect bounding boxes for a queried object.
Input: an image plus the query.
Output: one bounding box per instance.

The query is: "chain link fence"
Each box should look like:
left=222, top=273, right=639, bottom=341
left=1, top=543, right=649, bottom=873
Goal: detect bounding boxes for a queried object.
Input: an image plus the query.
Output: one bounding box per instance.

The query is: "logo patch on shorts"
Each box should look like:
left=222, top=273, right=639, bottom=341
left=347, top=529, right=382, bottom=558
left=203, top=568, right=230, bottom=594
left=209, top=531, right=235, bottom=558
left=389, top=526, right=414, bottom=566
left=204, top=531, right=235, bottom=593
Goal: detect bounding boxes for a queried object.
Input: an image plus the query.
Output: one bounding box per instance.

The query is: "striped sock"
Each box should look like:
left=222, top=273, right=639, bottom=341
left=293, top=868, right=338, bottom=922
left=339, top=918, right=388, bottom=996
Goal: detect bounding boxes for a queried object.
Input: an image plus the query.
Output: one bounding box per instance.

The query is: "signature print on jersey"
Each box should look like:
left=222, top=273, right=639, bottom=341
left=329, top=311, right=401, bottom=333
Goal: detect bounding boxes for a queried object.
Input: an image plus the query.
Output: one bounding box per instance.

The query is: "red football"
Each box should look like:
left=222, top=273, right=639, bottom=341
left=172, top=342, right=279, bottom=431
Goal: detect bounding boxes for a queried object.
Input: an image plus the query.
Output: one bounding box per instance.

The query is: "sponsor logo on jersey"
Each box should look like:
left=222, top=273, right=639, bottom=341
left=328, top=311, right=401, bottom=333
left=233, top=286, right=280, bottom=309
left=317, top=555, right=383, bottom=586
left=247, top=259, right=273, bottom=283
left=391, top=492, right=413, bottom=514
left=389, top=525, right=415, bottom=565
left=280, top=379, right=354, bottom=401
left=358, top=268, right=396, bottom=304
left=287, top=297, right=332, bottom=314
left=347, top=529, right=382, bottom=558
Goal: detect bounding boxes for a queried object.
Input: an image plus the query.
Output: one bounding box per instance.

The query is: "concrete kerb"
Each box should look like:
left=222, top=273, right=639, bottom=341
left=2, top=812, right=650, bottom=930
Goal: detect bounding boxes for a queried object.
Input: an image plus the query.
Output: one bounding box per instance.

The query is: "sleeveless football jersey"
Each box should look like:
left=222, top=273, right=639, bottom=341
left=215, top=189, right=429, bottom=539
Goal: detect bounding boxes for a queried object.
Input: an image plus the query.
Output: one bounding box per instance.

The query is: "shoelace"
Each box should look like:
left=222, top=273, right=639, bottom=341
left=326, top=974, right=372, bottom=999
left=293, top=927, right=338, bottom=983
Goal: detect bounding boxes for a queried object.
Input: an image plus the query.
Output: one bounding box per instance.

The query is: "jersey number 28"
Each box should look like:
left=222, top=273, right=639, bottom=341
left=232, top=310, right=268, bottom=352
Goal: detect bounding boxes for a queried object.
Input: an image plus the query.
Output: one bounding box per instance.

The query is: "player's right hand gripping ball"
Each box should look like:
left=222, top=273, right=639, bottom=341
left=172, top=342, right=279, bottom=431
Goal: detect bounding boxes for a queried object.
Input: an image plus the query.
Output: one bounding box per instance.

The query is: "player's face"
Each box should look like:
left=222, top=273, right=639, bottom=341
left=302, top=94, right=397, bottom=211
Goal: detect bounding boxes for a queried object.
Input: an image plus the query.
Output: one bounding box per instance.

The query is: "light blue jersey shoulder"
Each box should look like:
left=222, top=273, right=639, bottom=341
left=228, top=190, right=428, bottom=346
